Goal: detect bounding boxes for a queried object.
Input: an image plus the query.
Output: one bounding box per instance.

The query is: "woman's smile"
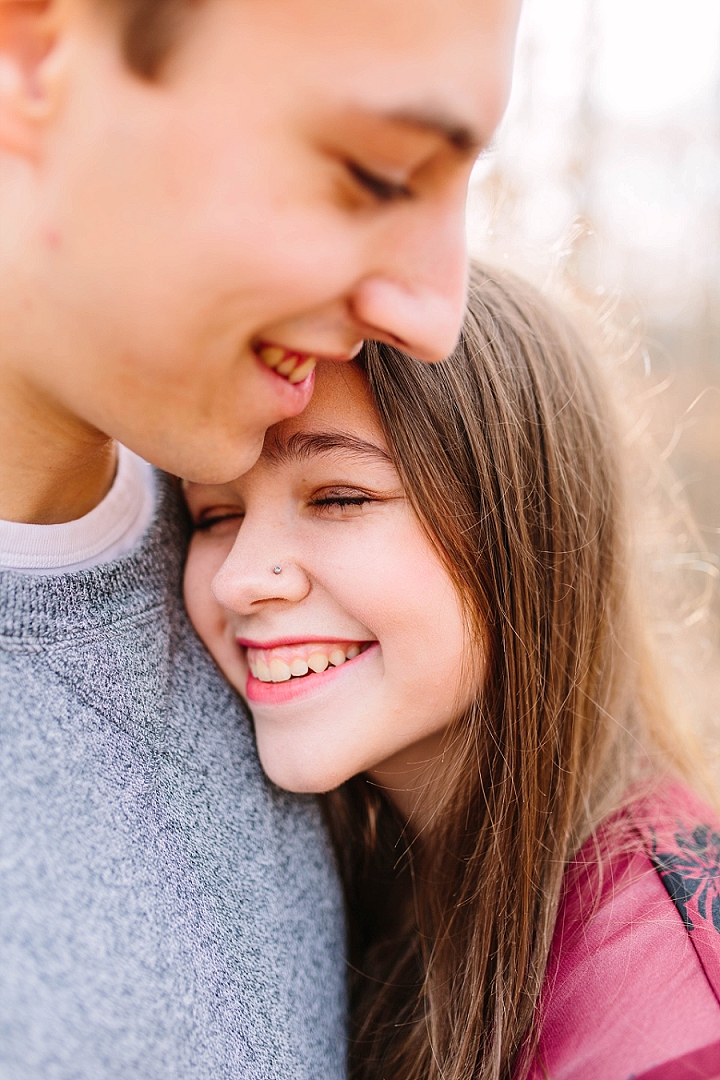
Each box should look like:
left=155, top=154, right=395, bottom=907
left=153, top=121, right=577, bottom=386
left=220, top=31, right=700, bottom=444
left=241, top=637, right=370, bottom=681
left=241, top=640, right=379, bottom=705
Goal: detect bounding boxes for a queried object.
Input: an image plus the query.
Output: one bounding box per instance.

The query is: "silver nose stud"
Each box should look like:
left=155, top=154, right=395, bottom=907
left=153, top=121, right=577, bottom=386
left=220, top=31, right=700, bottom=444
left=272, top=566, right=282, bottom=575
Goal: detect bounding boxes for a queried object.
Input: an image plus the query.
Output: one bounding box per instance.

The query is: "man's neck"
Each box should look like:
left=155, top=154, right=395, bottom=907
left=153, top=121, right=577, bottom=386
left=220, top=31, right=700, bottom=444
left=0, top=372, right=117, bottom=525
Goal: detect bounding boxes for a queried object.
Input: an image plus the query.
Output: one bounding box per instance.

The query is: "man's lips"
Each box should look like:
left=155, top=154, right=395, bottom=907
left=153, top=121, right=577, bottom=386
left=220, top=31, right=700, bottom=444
left=254, top=342, right=362, bottom=383
left=256, top=344, right=317, bottom=384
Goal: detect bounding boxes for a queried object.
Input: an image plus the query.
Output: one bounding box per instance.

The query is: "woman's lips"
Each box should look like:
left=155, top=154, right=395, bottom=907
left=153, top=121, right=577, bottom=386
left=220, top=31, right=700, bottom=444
left=243, top=642, right=378, bottom=705
left=245, top=640, right=368, bottom=681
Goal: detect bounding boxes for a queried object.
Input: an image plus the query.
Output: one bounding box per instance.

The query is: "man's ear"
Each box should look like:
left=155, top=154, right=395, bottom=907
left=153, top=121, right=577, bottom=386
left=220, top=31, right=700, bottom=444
left=0, top=0, right=66, bottom=159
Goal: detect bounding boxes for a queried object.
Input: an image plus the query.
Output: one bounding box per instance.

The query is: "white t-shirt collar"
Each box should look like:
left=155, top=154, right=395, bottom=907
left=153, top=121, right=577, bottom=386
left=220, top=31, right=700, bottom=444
left=0, top=445, right=156, bottom=574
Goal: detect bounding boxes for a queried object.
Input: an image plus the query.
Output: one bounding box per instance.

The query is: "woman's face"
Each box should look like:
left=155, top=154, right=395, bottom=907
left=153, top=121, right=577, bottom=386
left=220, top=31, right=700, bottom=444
left=183, top=362, right=474, bottom=805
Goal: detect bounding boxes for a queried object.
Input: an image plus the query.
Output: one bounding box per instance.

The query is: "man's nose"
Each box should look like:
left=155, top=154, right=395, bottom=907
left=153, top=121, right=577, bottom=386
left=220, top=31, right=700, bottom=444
left=350, top=197, right=469, bottom=363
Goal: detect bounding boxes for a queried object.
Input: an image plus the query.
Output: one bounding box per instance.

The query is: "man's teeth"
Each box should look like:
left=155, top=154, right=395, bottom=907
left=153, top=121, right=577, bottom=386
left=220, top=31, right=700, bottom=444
left=288, top=356, right=318, bottom=383
left=247, top=643, right=362, bottom=683
left=258, top=346, right=317, bottom=384
left=258, top=346, right=285, bottom=368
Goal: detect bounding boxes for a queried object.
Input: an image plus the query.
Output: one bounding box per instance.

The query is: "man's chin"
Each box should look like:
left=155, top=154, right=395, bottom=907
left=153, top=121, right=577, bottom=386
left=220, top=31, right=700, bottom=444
left=152, top=431, right=266, bottom=485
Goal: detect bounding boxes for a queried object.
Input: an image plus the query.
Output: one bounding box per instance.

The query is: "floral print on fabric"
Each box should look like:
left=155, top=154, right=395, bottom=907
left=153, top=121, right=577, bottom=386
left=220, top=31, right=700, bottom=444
left=649, top=823, right=720, bottom=934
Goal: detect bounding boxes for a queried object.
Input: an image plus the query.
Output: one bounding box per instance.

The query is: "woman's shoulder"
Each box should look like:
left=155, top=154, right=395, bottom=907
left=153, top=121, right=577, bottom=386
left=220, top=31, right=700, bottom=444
left=526, top=782, right=720, bottom=1080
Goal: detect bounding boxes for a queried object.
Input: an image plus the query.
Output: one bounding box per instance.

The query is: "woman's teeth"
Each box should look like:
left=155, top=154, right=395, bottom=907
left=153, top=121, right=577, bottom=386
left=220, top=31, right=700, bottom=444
left=247, top=642, right=363, bottom=683
left=257, top=345, right=317, bottom=384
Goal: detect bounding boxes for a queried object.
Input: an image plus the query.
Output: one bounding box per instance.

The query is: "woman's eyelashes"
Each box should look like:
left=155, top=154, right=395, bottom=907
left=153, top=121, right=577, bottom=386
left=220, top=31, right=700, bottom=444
left=309, top=488, right=377, bottom=516
left=189, top=473, right=400, bottom=532
left=193, top=508, right=245, bottom=533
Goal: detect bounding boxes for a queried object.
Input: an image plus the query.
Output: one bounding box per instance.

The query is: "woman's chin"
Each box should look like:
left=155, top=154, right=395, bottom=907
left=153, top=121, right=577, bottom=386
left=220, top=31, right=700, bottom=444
left=257, top=743, right=356, bottom=794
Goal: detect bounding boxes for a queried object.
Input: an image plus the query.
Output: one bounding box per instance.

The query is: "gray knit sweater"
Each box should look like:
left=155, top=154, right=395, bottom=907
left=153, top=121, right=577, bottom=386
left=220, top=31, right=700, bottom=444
left=0, top=474, right=347, bottom=1080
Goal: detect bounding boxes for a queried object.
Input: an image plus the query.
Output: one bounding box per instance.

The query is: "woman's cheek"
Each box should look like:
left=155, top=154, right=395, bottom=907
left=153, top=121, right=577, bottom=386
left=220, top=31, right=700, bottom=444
left=184, top=538, right=215, bottom=640
left=379, top=536, right=469, bottom=705
left=184, top=538, right=246, bottom=692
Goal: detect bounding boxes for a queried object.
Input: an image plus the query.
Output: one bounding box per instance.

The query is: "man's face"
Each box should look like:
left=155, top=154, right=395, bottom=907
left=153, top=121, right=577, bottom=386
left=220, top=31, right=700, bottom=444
left=3, top=0, right=520, bottom=482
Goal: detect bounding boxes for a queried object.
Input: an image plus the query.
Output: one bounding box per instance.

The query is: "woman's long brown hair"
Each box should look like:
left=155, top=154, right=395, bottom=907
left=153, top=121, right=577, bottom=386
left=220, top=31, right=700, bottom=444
left=323, top=264, right=688, bottom=1080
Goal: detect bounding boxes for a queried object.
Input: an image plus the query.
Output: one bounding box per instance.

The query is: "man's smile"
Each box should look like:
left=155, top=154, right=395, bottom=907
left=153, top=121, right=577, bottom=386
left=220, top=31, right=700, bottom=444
left=255, top=342, right=364, bottom=384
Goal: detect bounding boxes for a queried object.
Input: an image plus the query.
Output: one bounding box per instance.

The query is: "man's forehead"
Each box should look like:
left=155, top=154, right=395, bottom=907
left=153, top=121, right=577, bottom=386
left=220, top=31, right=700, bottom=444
left=242, top=0, right=521, bottom=73
left=264, top=0, right=520, bottom=34
left=277, top=0, right=521, bottom=146
left=180, top=0, right=520, bottom=147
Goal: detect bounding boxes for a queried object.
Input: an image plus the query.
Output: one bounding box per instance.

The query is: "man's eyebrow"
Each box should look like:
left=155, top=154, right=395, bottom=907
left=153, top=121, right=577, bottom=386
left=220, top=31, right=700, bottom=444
left=384, top=108, right=483, bottom=154
left=263, top=430, right=392, bottom=466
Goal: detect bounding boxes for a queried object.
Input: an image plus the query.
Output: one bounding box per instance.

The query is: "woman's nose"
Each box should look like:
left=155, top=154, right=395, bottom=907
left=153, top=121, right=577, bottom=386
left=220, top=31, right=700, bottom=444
left=211, top=531, right=311, bottom=614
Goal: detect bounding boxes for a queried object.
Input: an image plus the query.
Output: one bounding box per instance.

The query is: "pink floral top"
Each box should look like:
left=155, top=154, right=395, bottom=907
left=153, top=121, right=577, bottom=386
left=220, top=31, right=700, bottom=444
left=523, top=783, right=720, bottom=1080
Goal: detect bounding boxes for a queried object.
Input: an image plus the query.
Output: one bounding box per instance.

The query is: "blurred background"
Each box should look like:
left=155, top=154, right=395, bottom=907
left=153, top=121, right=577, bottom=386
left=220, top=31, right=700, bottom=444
left=467, top=0, right=720, bottom=754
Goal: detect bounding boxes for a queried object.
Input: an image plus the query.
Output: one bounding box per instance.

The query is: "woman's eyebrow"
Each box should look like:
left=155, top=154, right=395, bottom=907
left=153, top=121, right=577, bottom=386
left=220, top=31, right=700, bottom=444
left=263, top=430, right=392, bottom=465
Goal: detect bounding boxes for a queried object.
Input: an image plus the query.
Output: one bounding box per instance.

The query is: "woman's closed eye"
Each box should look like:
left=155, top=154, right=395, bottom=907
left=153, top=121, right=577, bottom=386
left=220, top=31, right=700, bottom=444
left=309, top=488, right=378, bottom=517
left=192, top=508, right=245, bottom=533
